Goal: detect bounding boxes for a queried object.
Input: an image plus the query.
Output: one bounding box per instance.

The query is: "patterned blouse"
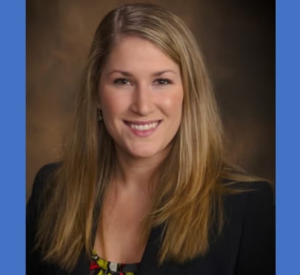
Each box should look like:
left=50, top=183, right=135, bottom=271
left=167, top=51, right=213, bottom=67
left=90, top=250, right=139, bottom=275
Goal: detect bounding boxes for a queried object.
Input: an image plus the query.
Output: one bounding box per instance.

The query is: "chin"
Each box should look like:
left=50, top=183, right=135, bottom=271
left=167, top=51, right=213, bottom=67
left=129, top=149, right=159, bottom=159
left=126, top=145, right=163, bottom=159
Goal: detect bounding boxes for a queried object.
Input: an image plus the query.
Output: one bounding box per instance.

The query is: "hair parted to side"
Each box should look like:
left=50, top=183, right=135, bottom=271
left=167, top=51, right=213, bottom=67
left=36, top=3, right=265, bottom=271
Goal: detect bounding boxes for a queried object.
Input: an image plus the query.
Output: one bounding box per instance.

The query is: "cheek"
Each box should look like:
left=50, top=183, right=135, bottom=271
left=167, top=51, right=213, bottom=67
left=99, top=89, right=129, bottom=118
left=160, top=92, right=184, bottom=119
left=102, top=97, right=120, bottom=117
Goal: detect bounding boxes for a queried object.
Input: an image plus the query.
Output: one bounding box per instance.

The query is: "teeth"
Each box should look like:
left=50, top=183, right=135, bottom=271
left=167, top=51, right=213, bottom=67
left=130, top=122, right=158, bottom=131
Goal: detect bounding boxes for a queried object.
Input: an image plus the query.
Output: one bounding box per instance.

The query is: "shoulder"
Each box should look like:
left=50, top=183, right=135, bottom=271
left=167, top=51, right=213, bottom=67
left=242, top=181, right=274, bottom=208
left=223, top=181, right=274, bottom=208
left=220, top=181, right=275, bottom=234
left=226, top=181, right=275, bottom=273
left=29, top=162, right=61, bottom=200
left=225, top=181, right=275, bottom=261
left=26, top=162, right=61, bottom=275
left=234, top=181, right=275, bottom=226
left=27, top=162, right=61, bottom=218
left=171, top=181, right=275, bottom=274
left=216, top=181, right=275, bottom=273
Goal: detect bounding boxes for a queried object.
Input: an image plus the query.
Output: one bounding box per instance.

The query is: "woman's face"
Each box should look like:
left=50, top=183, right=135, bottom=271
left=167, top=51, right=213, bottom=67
left=99, top=36, right=183, bottom=160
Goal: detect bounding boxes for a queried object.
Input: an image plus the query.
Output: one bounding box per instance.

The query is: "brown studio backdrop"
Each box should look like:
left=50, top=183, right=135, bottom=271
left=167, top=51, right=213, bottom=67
left=26, top=0, right=275, bottom=200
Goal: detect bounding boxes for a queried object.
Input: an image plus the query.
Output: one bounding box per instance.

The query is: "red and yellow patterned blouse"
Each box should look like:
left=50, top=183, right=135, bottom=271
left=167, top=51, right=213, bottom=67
left=90, top=250, right=139, bottom=275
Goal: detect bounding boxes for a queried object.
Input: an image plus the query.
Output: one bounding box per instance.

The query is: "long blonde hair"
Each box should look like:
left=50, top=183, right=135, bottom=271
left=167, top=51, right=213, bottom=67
left=36, top=3, right=265, bottom=271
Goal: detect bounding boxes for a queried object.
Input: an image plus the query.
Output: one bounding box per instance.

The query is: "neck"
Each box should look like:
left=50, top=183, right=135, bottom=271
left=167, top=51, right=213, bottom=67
left=112, top=147, right=169, bottom=194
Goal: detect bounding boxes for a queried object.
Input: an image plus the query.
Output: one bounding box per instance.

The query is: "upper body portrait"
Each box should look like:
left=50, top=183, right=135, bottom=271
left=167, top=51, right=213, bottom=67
left=26, top=3, right=275, bottom=275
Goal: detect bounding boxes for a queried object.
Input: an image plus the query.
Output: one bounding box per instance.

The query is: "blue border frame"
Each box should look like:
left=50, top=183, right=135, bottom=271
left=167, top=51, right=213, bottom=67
left=0, top=0, right=26, bottom=272
left=276, top=0, right=300, bottom=274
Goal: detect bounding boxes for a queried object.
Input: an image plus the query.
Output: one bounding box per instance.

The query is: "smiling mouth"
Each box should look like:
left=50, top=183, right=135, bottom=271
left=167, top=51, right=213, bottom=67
left=124, top=120, right=161, bottom=131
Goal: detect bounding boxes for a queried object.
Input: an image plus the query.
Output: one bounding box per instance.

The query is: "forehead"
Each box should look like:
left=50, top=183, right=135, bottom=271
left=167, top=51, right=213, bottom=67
left=103, top=36, right=180, bottom=74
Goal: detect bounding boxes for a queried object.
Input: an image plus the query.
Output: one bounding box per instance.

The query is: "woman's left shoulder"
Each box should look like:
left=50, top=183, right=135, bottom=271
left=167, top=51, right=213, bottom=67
left=236, top=180, right=274, bottom=194
left=224, top=180, right=274, bottom=207
left=221, top=181, right=275, bottom=274
left=221, top=180, right=275, bottom=230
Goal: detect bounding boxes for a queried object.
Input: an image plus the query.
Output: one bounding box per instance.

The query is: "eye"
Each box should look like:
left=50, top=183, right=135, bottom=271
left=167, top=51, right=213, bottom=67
left=113, top=78, right=131, bottom=85
left=154, top=78, right=172, bottom=85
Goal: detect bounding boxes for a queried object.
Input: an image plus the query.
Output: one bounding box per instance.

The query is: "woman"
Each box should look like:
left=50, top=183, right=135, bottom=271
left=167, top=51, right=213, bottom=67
left=26, top=3, right=275, bottom=275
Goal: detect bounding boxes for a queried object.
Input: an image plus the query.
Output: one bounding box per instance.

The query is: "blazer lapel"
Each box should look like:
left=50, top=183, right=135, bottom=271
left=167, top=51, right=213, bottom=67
left=71, top=252, right=90, bottom=275
left=138, top=225, right=165, bottom=275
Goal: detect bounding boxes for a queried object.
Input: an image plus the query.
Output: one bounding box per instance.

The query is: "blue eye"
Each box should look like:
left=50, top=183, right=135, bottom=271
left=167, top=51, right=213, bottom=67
left=113, top=78, right=131, bottom=85
left=155, top=78, right=171, bottom=85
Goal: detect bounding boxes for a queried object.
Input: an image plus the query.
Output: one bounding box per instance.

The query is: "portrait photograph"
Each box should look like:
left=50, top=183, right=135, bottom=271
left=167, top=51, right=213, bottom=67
left=26, top=0, right=275, bottom=274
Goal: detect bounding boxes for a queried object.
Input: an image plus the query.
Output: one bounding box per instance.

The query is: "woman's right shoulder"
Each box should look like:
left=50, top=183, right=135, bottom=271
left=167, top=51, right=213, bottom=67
left=27, top=162, right=61, bottom=208
left=26, top=162, right=62, bottom=274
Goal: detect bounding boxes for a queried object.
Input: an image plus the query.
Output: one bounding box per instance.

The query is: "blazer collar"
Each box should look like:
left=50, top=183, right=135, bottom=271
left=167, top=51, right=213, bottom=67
left=138, top=225, right=165, bottom=275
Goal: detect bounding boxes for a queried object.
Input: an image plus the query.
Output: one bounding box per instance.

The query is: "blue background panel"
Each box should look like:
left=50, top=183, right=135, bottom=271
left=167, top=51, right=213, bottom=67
left=276, top=0, right=300, bottom=274
left=0, top=0, right=26, bottom=273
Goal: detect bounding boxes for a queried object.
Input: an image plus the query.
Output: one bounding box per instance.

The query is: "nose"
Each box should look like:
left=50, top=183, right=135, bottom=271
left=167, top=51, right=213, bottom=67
left=130, top=84, right=155, bottom=116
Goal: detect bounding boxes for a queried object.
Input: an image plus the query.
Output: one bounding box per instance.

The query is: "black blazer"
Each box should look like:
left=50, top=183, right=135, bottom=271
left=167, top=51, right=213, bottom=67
left=27, top=163, right=275, bottom=275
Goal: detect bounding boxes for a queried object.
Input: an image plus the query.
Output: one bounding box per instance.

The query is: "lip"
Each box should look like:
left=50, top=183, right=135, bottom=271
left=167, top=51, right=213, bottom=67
left=123, top=120, right=161, bottom=125
left=124, top=120, right=161, bottom=137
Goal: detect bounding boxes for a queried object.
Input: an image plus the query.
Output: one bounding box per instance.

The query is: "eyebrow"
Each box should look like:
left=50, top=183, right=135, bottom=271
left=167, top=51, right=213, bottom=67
left=107, top=69, right=177, bottom=77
